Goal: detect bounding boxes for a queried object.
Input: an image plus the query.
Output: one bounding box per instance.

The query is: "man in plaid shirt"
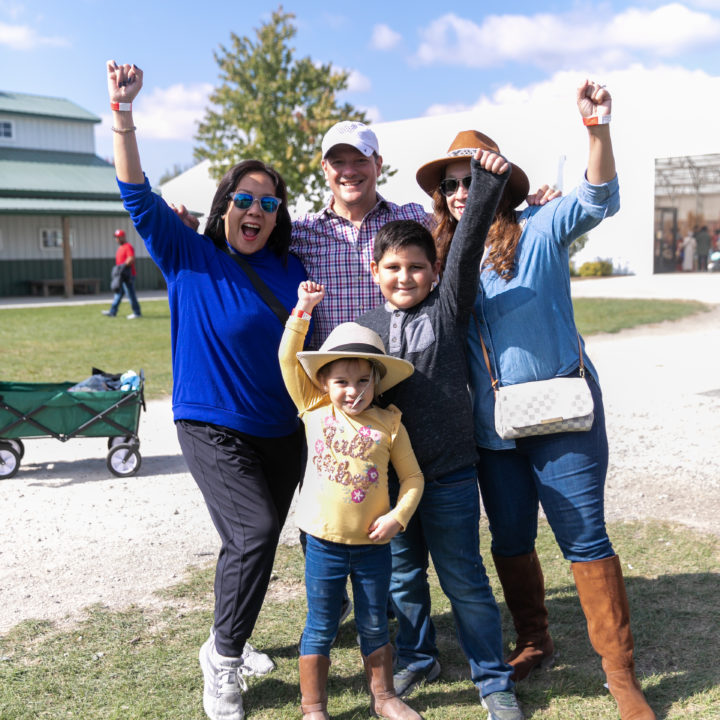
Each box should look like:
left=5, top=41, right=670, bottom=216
left=291, top=121, right=431, bottom=348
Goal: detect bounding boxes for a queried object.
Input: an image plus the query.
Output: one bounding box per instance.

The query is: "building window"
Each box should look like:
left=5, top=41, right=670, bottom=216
left=40, top=228, right=74, bottom=250
left=0, top=120, right=13, bottom=139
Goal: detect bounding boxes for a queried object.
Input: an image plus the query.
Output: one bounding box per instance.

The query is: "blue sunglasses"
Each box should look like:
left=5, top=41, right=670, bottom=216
left=228, top=192, right=281, bottom=213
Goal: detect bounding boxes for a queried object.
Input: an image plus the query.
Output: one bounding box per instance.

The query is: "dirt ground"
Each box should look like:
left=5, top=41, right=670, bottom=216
left=1, top=302, right=719, bottom=635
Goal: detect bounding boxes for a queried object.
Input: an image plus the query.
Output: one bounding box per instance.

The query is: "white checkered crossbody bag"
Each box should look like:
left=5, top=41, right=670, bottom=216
left=473, top=314, right=594, bottom=440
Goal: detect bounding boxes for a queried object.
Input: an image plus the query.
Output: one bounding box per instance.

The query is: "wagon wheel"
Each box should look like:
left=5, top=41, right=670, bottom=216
left=106, top=443, right=142, bottom=477
left=4, top=439, right=24, bottom=460
left=0, top=443, right=20, bottom=479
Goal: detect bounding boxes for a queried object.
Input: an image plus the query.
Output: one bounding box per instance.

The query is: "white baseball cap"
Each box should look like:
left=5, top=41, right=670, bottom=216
left=321, top=121, right=380, bottom=159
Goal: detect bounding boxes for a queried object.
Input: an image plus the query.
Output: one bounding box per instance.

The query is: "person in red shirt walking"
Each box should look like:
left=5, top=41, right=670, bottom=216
left=103, top=228, right=142, bottom=319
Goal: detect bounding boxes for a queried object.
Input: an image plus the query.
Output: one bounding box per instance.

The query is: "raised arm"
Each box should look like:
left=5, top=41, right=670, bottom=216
left=577, top=79, right=615, bottom=185
left=441, top=150, right=510, bottom=314
left=106, top=60, right=144, bottom=184
left=278, top=282, right=327, bottom=412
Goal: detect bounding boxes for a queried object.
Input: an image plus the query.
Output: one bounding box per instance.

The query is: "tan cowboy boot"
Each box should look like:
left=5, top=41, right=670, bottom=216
left=493, top=550, right=555, bottom=681
left=573, top=555, right=656, bottom=720
left=363, top=643, right=423, bottom=719
left=299, top=654, right=331, bottom=720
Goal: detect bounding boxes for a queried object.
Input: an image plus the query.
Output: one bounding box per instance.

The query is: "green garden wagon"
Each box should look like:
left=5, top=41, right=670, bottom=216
left=0, top=371, right=145, bottom=479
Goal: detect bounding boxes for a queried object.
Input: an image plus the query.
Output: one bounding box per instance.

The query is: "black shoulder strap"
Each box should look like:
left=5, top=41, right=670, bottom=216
left=224, top=249, right=289, bottom=325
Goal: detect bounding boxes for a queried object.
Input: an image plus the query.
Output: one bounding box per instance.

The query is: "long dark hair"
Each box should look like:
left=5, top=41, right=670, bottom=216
left=204, top=160, right=293, bottom=262
left=432, top=185, right=521, bottom=281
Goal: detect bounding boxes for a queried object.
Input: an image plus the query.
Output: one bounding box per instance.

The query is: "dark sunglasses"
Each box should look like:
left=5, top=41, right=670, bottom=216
left=228, top=192, right=281, bottom=213
left=439, top=175, right=472, bottom=197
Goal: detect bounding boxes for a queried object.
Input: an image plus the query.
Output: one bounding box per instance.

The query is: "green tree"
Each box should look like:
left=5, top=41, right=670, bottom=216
left=194, top=7, right=369, bottom=211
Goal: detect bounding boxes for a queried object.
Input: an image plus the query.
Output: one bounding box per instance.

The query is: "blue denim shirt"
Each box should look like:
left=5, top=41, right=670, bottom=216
left=468, top=174, right=620, bottom=450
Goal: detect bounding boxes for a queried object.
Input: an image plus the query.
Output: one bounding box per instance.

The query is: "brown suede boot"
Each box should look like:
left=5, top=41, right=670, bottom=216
left=362, top=644, right=423, bottom=719
left=299, top=654, right=331, bottom=720
left=493, top=550, right=555, bottom=681
left=572, top=555, right=656, bottom=720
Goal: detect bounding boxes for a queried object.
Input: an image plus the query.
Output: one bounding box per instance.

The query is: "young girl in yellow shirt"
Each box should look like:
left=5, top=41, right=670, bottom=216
left=279, top=280, right=424, bottom=720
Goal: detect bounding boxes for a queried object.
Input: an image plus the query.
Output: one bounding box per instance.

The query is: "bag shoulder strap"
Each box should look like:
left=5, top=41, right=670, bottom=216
left=224, top=248, right=289, bottom=325
left=472, top=310, right=499, bottom=392
left=471, top=309, right=585, bottom=389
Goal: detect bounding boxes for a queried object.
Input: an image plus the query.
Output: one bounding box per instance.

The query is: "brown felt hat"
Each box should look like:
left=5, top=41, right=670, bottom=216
left=297, top=322, right=414, bottom=395
left=415, top=130, right=529, bottom=208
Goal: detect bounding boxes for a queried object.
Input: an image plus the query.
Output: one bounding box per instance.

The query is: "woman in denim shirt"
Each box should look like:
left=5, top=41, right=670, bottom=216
left=419, top=81, right=655, bottom=720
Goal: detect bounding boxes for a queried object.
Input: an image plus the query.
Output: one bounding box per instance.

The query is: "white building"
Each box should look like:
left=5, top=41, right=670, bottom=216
left=160, top=73, right=720, bottom=276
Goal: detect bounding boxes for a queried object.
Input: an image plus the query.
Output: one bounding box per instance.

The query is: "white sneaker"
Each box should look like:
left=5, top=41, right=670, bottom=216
left=241, top=642, right=275, bottom=676
left=101, top=310, right=115, bottom=316
left=127, top=313, right=140, bottom=319
left=199, top=633, right=248, bottom=720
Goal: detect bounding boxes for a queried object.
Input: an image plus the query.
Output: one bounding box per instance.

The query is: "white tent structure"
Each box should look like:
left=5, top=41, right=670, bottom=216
left=159, top=68, right=720, bottom=276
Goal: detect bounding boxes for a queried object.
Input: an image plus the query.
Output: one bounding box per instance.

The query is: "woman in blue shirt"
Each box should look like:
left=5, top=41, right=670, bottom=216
left=417, top=81, right=655, bottom=720
left=107, top=61, right=308, bottom=720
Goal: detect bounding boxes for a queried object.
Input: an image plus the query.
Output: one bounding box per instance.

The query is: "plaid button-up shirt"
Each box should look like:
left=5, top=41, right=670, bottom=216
left=291, top=195, right=431, bottom=348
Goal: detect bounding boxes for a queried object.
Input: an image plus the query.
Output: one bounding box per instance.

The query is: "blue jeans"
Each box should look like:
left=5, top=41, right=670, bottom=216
left=109, top=275, right=141, bottom=316
left=390, top=468, right=514, bottom=697
left=301, top=534, right=391, bottom=658
left=477, top=372, right=613, bottom=562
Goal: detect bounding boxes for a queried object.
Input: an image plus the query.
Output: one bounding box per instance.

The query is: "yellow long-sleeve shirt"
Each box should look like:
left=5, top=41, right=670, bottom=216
left=279, top=315, right=424, bottom=545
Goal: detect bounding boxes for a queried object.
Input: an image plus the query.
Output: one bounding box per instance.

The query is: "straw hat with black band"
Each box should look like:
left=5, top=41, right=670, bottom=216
left=415, top=130, right=530, bottom=209
left=297, top=322, right=414, bottom=395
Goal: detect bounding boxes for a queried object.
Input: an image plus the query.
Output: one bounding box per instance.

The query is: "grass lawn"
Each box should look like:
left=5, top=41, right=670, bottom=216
left=1, top=518, right=718, bottom=719
left=0, top=296, right=715, bottom=718
left=0, top=298, right=709, bottom=400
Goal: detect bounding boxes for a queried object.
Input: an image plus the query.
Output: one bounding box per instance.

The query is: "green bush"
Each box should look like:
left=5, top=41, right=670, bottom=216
left=578, top=259, right=613, bottom=276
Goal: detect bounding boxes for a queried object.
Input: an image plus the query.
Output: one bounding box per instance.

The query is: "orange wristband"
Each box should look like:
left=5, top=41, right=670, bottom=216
left=111, top=101, right=132, bottom=112
left=583, top=114, right=611, bottom=126
left=291, top=308, right=311, bottom=320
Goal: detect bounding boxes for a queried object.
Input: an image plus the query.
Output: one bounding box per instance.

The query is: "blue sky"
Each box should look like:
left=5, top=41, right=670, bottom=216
left=2, top=0, right=720, bottom=184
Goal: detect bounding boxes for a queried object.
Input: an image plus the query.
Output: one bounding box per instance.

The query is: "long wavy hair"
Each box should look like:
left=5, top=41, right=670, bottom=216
left=204, top=160, right=293, bottom=263
left=432, top=186, right=522, bottom=281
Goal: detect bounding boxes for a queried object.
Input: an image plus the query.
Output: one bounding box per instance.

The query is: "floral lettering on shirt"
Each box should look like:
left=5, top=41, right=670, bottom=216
left=322, top=423, right=374, bottom=460
left=311, top=417, right=383, bottom=503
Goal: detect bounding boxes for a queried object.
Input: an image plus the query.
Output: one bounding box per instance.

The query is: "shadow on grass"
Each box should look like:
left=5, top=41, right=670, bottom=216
left=1, top=524, right=717, bottom=719
left=319, top=570, right=720, bottom=718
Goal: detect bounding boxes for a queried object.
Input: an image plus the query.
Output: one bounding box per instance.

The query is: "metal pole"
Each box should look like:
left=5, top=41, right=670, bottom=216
left=62, top=215, right=73, bottom=297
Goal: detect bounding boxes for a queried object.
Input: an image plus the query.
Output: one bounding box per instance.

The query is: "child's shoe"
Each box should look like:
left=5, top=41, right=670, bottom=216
left=299, top=654, right=331, bottom=719
left=363, top=643, right=423, bottom=719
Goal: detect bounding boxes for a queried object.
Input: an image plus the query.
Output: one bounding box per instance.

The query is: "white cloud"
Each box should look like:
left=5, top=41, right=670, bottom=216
left=346, top=70, right=372, bottom=93
left=100, top=82, right=213, bottom=141
left=362, top=106, right=383, bottom=123
left=371, top=23, right=402, bottom=50
left=0, top=21, right=67, bottom=49
left=414, top=4, right=720, bottom=69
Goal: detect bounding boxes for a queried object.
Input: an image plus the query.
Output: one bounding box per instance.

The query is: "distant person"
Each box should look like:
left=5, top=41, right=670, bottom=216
left=680, top=230, right=696, bottom=272
left=695, top=225, right=711, bottom=271
left=106, top=60, right=309, bottom=720
left=280, top=284, right=424, bottom=720
left=102, top=228, right=142, bottom=318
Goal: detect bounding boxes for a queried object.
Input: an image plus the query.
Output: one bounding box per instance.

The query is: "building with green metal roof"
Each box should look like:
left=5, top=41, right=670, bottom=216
left=0, top=91, right=162, bottom=297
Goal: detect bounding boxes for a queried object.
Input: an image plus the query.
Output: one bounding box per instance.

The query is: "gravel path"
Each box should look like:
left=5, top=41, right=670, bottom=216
left=1, top=305, right=719, bottom=635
